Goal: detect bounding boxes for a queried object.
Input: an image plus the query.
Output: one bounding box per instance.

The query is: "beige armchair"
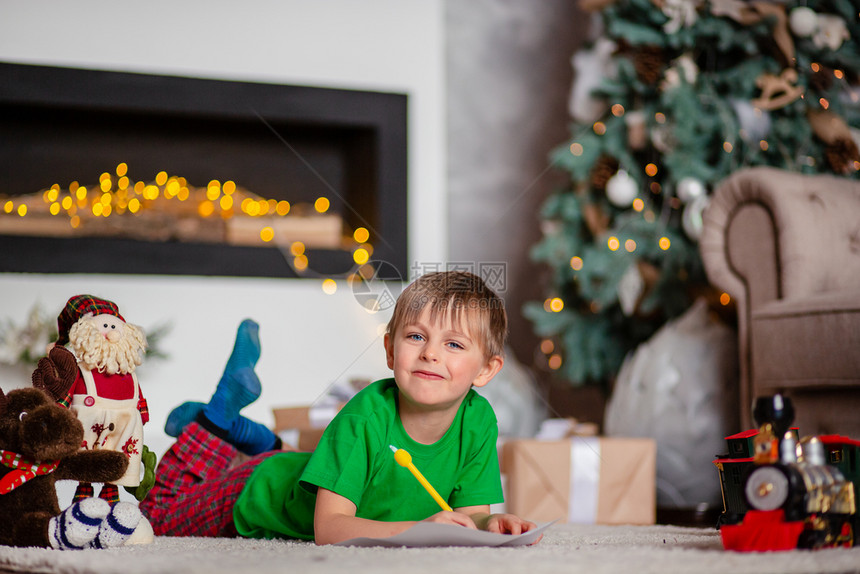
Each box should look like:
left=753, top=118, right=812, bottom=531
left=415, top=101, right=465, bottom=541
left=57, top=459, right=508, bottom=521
left=700, top=167, right=860, bottom=436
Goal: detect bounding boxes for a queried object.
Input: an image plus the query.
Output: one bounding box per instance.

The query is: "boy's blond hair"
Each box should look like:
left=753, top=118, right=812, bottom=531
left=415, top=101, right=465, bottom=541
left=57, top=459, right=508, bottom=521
left=386, top=271, right=507, bottom=358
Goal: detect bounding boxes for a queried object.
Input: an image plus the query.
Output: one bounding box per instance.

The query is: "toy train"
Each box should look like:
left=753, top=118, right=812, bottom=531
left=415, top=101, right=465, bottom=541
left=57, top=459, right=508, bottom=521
left=712, top=395, right=858, bottom=551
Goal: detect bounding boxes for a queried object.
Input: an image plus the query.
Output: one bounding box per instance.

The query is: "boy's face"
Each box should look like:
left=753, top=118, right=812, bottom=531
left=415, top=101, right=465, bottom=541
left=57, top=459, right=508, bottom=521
left=384, top=307, right=503, bottom=413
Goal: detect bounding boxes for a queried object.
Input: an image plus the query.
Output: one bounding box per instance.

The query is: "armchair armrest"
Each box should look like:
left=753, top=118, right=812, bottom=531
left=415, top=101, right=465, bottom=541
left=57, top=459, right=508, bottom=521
left=701, top=167, right=860, bottom=306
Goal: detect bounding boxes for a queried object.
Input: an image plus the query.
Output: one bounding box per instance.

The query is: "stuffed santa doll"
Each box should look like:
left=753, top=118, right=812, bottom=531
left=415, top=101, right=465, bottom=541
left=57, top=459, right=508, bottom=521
left=54, top=295, right=149, bottom=505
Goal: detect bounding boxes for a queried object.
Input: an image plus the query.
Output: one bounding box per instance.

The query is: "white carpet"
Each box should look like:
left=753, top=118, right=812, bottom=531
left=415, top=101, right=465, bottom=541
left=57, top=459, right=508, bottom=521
left=1, top=524, right=858, bottom=574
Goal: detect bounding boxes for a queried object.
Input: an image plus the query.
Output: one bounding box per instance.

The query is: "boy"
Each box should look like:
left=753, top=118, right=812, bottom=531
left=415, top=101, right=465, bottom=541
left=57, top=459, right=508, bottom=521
left=140, top=271, right=537, bottom=544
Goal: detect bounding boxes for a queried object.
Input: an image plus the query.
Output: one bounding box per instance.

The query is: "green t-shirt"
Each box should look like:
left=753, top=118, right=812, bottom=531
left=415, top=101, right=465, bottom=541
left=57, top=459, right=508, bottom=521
left=233, top=378, right=503, bottom=540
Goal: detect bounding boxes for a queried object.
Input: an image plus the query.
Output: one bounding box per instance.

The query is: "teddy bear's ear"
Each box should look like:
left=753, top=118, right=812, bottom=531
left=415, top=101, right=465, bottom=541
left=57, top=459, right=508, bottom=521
left=0, top=387, right=6, bottom=417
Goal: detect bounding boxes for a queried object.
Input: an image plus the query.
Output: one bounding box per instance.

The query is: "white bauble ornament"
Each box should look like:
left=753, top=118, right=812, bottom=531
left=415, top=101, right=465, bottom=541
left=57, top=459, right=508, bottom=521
left=606, top=170, right=638, bottom=207
left=682, top=195, right=710, bottom=241
left=730, top=98, right=772, bottom=142
left=676, top=177, right=707, bottom=204
left=789, top=7, right=819, bottom=38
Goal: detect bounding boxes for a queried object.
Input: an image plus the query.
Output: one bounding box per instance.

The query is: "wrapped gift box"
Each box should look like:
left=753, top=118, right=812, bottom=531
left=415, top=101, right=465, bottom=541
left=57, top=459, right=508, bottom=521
left=501, top=437, right=656, bottom=525
left=272, top=404, right=342, bottom=451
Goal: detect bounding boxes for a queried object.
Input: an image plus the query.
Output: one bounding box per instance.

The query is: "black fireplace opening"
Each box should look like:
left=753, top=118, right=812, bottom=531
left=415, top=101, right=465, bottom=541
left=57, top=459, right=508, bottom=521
left=0, top=62, right=407, bottom=280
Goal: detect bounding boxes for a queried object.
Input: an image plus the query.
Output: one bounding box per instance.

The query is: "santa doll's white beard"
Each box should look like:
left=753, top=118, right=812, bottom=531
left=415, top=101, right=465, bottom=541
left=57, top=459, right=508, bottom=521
left=69, top=319, right=147, bottom=375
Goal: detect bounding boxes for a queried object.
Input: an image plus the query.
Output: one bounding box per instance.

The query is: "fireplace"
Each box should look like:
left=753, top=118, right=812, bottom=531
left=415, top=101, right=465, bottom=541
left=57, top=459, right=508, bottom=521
left=0, top=62, right=407, bottom=279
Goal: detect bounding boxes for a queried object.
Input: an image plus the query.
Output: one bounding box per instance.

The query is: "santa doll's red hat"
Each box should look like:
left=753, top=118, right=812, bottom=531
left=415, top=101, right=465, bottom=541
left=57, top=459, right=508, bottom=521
left=56, top=294, right=124, bottom=346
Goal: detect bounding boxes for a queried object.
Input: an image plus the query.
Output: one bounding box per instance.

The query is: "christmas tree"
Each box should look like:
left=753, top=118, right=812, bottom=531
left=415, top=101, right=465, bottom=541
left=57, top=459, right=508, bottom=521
left=526, top=0, right=860, bottom=392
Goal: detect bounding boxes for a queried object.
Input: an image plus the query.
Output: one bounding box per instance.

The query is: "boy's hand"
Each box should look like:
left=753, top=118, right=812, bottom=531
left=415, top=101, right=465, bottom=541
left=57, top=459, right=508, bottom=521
left=486, top=513, right=538, bottom=537
left=422, top=510, right=478, bottom=529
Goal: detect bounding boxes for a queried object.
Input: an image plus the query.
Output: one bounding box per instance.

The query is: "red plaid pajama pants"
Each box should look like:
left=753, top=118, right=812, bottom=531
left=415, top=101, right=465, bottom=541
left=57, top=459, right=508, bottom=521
left=139, top=422, right=278, bottom=537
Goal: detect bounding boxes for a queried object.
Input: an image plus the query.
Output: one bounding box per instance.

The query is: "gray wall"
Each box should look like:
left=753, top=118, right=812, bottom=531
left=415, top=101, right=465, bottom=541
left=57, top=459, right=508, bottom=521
left=446, top=1, right=594, bottom=417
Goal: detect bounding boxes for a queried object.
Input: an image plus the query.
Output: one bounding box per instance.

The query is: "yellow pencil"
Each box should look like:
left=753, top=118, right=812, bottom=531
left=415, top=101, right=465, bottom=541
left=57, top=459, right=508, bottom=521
left=390, top=445, right=453, bottom=512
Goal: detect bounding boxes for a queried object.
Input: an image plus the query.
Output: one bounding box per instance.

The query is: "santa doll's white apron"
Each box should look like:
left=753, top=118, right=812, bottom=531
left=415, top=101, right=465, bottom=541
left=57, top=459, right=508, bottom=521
left=70, top=367, right=143, bottom=487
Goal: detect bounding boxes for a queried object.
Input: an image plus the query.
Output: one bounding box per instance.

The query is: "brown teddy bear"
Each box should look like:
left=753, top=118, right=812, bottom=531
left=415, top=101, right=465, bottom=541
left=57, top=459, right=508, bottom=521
left=0, top=346, right=142, bottom=549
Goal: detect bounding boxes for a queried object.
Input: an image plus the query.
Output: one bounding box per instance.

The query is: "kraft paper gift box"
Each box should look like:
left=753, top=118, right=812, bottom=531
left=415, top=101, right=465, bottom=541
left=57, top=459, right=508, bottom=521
left=272, top=404, right=342, bottom=451
left=502, top=437, right=656, bottom=525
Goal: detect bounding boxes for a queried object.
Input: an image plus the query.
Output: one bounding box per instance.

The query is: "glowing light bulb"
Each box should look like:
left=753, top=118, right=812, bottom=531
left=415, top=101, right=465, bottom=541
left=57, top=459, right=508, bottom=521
left=322, top=279, right=337, bottom=295
left=315, top=197, right=331, bottom=213
left=353, top=248, right=370, bottom=265
left=608, top=236, right=620, bottom=251
left=540, top=339, right=554, bottom=354
left=354, top=227, right=370, bottom=243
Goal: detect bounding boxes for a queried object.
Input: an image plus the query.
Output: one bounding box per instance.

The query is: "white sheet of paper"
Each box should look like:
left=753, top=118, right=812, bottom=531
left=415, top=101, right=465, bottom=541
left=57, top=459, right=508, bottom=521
left=335, top=520, right=555, bottom=548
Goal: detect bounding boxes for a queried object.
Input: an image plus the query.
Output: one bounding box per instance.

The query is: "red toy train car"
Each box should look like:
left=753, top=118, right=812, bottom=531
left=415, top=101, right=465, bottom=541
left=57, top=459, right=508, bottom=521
left=713, top=395, right=858, bottom=551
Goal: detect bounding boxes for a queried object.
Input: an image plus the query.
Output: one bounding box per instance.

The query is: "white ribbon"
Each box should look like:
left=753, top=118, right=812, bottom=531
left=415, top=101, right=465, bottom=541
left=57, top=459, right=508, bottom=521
left=569, top=437, right=601, bottom=523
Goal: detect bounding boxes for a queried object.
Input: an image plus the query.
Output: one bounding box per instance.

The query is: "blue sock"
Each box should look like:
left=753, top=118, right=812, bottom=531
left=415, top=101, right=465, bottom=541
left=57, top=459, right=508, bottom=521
left=224, top=319, right=261, bottom=374
left=203, top=367, right=261, bottom=430
left=228, top=415, right=278, bottom=455
left=164, top=401, right=206, bottom=437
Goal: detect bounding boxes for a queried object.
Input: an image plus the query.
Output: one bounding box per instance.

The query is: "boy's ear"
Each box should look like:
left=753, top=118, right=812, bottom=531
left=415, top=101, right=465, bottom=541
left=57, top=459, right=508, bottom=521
left=471, top=355, right=504, bottom=388
left=384, top=333, right=394, bottom=370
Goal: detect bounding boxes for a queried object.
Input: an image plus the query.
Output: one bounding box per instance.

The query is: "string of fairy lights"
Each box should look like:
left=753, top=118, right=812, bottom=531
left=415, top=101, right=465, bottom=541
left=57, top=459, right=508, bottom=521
left=0, top=163, right=376, bottom=295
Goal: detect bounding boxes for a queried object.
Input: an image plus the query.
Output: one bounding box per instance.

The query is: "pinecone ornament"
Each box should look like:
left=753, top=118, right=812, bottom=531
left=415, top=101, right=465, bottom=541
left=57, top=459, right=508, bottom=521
left=590, top=155, right=620, bottom=190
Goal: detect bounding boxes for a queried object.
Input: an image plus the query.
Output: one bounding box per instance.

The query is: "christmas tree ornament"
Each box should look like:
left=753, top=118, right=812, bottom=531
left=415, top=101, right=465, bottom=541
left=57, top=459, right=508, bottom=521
left=618, top=263, right=645, bottom=316
left=813, top=14, right=849, bottom=51
left=625, top=110, right=648, bottom=150
left=789, top=6, right=818, bottom=38
left=659, top=0, right=702, bottom=34
left=809, top=108, right=860, bottom=173
left=606, top=170, right=639, bottom=207
left=590, top=155, right=620, bottom=190
left=752, top=69, right=804, bottom=111
left=730, top=99, right=772, bottom=142
left=824, top=139, right=860, bottom=175
left=682, top=195, right=709, bottom=240
left=676, top=177, right=706, bottom=204
left=632, top=45, right=666, bottom=86
left=808, top=109, right=858, bottom=150
left=661, top=54, right=699, bottom=92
